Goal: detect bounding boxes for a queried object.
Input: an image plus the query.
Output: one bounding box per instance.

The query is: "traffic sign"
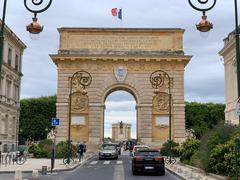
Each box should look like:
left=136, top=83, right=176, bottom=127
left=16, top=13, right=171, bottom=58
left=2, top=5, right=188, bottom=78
left=52, top=118, right=60, bottom=126
left=236, top=97, right=240, bottom=116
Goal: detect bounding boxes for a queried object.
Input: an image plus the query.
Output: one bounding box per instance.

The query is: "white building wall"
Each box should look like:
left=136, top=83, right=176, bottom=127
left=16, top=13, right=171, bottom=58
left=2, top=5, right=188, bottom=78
left=0, top=20, right=26, bottom=152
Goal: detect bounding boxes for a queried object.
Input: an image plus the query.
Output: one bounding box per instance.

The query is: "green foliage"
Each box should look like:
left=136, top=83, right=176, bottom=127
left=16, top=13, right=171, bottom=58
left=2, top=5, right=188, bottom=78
left=160, top=140, right=180, bottom=157
left=33, top=146, right=49, bottom=158
left=179, top=138, right=200, bottom=164
left=185, top=102, right=225, bottom=139
left=208, top=125, right=240, bottom=177
left=19, top=95, right=56, bottom=141
left=190, top=122, right=235, bottom=171
left=32, top=139, right=53, bottom=158
left=55, top=141, right=68, bottom=158
left=28, top=144, right=38, bottom=154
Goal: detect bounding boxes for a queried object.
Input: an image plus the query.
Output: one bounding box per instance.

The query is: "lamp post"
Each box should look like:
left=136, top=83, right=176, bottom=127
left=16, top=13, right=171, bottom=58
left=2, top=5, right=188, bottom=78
left=150, top=70, right=172, bottom=160
left=66, top=70, right=92, bottom=164
left=188, top=0, right=240, bottom=124
left=189, top=0, right=240, bottom=178
left=0, top=0, right=52, bottom=85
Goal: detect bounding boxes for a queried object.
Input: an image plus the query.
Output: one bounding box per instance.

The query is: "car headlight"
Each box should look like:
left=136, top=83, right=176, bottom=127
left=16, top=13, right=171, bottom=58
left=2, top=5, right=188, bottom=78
left=99, top=151, right=103, bottom=155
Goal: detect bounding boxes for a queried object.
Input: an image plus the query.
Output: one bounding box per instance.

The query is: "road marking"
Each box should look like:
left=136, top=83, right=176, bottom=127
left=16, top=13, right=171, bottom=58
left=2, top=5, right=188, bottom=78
left=116, top=161, right=122, bottom=164
left=90, top=161, right=98, bottom=165
left=103, top=161, right=110, bottom=164
left=113, top=164, right=125, bottom=180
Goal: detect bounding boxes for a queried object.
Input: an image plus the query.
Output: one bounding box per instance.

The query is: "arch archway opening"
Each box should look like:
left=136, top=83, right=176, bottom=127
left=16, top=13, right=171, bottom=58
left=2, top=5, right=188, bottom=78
left=104, top=90, right=137, bottom=143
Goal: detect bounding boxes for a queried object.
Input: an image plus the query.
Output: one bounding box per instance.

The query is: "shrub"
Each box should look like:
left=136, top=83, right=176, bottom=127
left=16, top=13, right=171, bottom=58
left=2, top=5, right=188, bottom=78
left=179, top=138, right=200, bottom=164
left=191, top=122, right=235, bottom=171
left=33, top=146, right=48, bottom=158
left=55, top=141, right=77, bottom=158
left=161, top=140, right=180, bottom=157
left=28, top=144, right=38, bottom=154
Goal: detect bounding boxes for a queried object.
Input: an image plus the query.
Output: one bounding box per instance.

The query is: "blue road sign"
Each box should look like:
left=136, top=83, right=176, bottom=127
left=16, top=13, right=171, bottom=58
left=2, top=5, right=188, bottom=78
left=52, top=118, right=60, bottom=126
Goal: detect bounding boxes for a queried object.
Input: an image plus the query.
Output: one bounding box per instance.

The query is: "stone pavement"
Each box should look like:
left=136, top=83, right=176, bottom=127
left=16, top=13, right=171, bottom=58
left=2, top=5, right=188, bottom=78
left=0, top=152, right=95, bottom=174
left=165, top=159, right=226, bottom=180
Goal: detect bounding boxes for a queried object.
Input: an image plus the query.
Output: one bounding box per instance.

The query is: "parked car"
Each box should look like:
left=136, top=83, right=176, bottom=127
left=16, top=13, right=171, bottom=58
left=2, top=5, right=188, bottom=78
left=111, top=142, right=121, bottom=155
left=131, top=145, right=149, bottom=157
left=132, top=149, right=165, bottom=175
left=98, top=143, right=118, bottom=160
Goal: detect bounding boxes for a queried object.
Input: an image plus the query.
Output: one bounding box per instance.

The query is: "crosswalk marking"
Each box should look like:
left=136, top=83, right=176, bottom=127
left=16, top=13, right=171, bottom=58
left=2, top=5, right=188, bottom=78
left=116, top=161, right=122, bottom=164
left=103, top=161, right=110, bottom=164
left=90, top=161, right=98, bottom=165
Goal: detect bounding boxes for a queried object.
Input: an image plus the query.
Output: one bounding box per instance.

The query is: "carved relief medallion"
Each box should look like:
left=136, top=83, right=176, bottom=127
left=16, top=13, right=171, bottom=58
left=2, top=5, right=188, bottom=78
left=114, top=66, right=127, bottom=82
left=153, top=92, right=169, bottom=113
left=71, top=92, right=89, bottom=112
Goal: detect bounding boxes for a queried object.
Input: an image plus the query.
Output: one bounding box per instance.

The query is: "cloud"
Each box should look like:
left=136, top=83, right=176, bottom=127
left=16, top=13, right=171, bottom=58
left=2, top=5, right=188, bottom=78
left=3, top=0, right=232, bottom=103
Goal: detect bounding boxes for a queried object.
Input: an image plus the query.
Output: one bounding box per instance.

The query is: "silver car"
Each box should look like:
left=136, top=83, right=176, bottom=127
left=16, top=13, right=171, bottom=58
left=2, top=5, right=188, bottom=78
left=99, top=144, right=118, bottom=160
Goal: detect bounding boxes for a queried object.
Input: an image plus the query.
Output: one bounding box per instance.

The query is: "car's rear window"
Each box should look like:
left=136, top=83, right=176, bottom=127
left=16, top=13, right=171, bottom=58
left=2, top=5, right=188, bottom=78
left=102, top=145, right=116, bottom=150
left=135, top=147, right=149, bottom=151
left=136, top=151, right=160, bottom=156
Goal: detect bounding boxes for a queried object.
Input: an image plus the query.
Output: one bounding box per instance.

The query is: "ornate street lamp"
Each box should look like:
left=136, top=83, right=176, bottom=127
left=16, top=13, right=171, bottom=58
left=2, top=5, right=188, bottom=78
left=150, top=70, right=172, bottom=161
left=0, top=0, right=52, bottom=85
left=188, top=0, right=240, bottom=121
left=24, top=0, right=52, bottom=39
left=188, top=0, right=216, bottom=33
left=64, top=70, right=92, bottom=164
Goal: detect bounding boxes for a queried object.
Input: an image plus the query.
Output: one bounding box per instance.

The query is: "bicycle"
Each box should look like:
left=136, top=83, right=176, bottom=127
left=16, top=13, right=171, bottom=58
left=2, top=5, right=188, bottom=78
left=63, top=157, right=74, bottom=165
left=165, top=156, right=176, bottom=164
left=5, top=151, right=27, bottom=165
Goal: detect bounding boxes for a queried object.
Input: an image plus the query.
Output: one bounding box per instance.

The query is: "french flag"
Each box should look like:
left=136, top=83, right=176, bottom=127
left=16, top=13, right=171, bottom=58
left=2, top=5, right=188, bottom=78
left=111, top=8, right=122, bottom=20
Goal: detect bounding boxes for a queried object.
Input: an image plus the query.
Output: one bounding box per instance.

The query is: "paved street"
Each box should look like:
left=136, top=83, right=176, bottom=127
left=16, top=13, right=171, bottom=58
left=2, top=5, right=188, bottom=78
left=0, top=150, right=180, bottom=180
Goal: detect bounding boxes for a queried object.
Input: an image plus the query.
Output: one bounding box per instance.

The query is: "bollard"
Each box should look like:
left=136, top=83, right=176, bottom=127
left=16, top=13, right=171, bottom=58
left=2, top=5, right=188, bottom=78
left=14, top=168, right=22, bottom=180
left=32, top=169, right=39, bottom=180
left=42, top=166, right=47, bottom=175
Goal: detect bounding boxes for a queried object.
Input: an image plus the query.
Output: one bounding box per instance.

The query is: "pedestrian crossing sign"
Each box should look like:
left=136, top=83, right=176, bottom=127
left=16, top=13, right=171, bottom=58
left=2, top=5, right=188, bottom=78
left=52, top=118, right=60, bottom=126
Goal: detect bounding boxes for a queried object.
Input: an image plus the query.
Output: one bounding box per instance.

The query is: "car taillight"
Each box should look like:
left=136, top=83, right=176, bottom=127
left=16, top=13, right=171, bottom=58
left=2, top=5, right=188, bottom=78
left=154, top=156, right=164, bottom=162
left=134, top=156, right=144, bottom=161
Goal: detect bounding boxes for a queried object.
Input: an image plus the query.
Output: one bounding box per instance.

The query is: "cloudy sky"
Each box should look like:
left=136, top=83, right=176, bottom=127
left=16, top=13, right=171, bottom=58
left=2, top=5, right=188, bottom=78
left=1, top=0, right=236, bottom=138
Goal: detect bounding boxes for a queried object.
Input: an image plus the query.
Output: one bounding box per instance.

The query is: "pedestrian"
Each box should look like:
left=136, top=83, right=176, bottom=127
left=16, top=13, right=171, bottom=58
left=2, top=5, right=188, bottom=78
left=78, top=142, right=84, bottom=162
left=83, top=141, right=87, bottom=153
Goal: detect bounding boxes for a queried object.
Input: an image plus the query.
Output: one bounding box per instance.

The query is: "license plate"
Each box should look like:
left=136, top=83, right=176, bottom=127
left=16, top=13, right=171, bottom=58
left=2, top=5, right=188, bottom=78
left=145, top=158, right=153, bottom=161
left=105, top=154, right=110, bottom=156
left=144, top=166, right=154, bottom=170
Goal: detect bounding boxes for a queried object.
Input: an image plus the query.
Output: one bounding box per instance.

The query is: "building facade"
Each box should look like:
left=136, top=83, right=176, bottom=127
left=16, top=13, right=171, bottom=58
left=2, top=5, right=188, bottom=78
left=50, top=28, right=191, bottom=148
left=0, top=21, right=26, bottom=152
left=219, top=30, right=238, bottom=125
left=112, top=122, right=131, bottom=141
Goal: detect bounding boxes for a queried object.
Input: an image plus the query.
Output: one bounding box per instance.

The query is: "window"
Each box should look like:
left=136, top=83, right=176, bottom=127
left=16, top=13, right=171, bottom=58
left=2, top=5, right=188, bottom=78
left=6, top=80, right=11, bottom=98
left=8, top=48, right=12, bottom=66
left=14, top=84, right=19, bottom=100
left=15, top=54, right=19, bottom=71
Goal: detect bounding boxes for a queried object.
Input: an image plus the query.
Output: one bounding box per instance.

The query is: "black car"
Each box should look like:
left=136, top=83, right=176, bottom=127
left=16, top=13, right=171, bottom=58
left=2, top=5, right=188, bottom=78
left=132, top=149, right=165, bottom=175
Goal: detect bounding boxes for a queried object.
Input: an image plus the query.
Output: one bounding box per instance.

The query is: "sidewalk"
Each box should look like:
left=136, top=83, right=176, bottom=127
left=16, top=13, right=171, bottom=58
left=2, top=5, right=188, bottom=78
left=0, top=152, right=95, bottom=174
left=165, top=159, right=226, bottom=180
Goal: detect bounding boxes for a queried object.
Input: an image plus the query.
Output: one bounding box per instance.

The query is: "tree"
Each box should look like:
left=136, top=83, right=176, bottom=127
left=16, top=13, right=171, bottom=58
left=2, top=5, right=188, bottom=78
left=19, top=95, right=56, bottom=141
left=185, top=102, right=225, bottom=139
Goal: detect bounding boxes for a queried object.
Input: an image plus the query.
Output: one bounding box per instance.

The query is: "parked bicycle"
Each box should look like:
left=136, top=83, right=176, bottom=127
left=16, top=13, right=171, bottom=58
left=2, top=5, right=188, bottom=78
left=4, top=151, right=27, bottom=165
left=165, top=156, right=176, bottom=164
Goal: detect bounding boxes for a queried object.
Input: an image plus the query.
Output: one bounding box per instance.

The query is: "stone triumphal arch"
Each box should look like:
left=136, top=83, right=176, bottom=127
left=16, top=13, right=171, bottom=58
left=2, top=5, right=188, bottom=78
left=50, top=28, right=191, bottom=147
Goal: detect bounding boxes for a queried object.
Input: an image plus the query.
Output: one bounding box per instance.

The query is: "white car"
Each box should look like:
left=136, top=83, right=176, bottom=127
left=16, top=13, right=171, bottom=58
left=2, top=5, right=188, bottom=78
left=131, top=145, right=149, bottom=157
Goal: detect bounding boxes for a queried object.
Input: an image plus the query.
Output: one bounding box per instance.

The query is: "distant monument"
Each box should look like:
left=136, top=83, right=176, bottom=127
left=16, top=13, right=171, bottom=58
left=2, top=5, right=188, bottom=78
left=112, top=122, right=131, bottom=141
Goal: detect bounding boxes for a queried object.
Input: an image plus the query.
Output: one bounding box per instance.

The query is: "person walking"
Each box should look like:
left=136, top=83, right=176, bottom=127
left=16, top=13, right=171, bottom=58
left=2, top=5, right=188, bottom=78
left=77, top=142, right=84, bottom=162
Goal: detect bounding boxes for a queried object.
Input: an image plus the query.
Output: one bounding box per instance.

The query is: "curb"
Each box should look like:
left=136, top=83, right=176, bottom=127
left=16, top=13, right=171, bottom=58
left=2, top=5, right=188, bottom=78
left=0, top=153, right=96, bottom=174
left=165, top=166, right=185, bottom=180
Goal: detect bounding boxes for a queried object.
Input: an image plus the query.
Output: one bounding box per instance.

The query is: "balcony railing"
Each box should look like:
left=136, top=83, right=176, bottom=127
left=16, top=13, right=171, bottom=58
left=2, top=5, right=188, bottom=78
left=0, top=95, right=19, bottom=107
